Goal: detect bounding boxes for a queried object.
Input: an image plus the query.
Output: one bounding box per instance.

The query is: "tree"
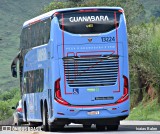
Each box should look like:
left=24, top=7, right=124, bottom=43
left=44, top=0, right=144, bottom=28
left=0, top=88, right=20, bottom=120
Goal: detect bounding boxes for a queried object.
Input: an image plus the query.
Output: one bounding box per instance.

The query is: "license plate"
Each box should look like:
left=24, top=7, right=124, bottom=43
left=88, top=111, right=99, bottom=115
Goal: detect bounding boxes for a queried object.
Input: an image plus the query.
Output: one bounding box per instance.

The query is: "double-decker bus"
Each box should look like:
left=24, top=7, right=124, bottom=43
left=11, top=7, right=129, bottom=131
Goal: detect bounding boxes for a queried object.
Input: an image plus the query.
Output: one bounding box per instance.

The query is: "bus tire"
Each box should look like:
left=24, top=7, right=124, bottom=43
left=96, top=125, right=106, bottom=131
left=29, top=122, right=40, bottom=127
left=107, top=125, right=119, bottom=131
left=42, top=102, right=49, bottom=131
left=83, top=124, right=92, bottom=129
left=24, top=102, right=27, bottom=122
left=49, top=124, right=64, bottom=132
left=17, top=121, right=22, bottom=126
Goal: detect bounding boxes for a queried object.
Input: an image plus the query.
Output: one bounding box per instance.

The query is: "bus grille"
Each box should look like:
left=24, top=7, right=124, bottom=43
left=63, top=55, right=119, bottom=87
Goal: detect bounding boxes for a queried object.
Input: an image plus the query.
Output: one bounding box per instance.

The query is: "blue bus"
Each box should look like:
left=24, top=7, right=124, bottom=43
left=11, top=7, right=129, bottom=131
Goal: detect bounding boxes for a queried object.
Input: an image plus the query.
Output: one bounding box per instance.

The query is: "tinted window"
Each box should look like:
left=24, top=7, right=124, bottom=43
left=23, top=69, right=44, bottom=93
left=20, top=18, right=51, bottom=50
left=57, top=10, right=121, bottom=34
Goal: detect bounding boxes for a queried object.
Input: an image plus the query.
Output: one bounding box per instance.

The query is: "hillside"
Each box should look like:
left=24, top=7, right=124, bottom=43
left=140, top=0, right=160, bottom=19
left=128, top=97, right=160, bottom=121
left=0, top=0, right=53, bottom=91
left=0, top=0, right=160, bottom=92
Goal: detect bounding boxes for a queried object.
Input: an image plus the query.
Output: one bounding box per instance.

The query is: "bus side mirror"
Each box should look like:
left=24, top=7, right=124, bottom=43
left=11, top=52, right=20, bottom=78
left=11, top=66, right=17, bottom=78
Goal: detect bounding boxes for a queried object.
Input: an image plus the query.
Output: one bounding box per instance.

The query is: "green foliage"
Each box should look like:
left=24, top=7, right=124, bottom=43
left=44, top=1, right=70, bottom=12
left=129, top=21, right=160, bottom=102
left=0, top=88, right=19, bottom=101
left=140, top=0, right=160, bottom=19
left=128, top=98, right=160, bottom=120
left=44, top=0, right=144, bottom=27
left=129, top=23, right=152, bottom=92
left=146, top=24, right=160, bottom=81
left=0, top=101, right=11, bottom=120
left=0, top=88, right=20, bottom=120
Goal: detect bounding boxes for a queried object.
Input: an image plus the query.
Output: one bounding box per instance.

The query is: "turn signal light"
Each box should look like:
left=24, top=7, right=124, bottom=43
left=54, top=78, right=70, bottom=106
left=116, top=75, right=129, bottom=103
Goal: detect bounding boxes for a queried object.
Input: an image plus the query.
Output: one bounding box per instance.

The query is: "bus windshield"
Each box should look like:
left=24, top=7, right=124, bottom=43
left=57, top=10, right=121, bottom=34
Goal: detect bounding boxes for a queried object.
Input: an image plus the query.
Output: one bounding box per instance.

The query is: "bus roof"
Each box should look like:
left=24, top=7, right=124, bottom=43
left=23, top=7, right=123, bottom=28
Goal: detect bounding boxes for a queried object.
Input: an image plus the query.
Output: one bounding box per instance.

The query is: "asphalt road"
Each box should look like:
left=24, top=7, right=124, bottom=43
left=0, top=121, right=160, bottom=134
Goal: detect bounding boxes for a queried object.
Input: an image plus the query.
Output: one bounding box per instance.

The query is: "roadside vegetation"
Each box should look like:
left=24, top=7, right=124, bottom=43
left=0, top=0, right=160, bottom=120
left=0, top=88, right=20, bottom=120
left=128, top=98, right=160, bottom=121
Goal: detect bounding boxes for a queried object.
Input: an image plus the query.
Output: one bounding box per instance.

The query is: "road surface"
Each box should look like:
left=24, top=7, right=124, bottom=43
left=0, top=121, right=160, bottom=134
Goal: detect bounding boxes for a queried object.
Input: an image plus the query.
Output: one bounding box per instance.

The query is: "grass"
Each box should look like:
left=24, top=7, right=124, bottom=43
left=128, top=98, right=160, bottom=121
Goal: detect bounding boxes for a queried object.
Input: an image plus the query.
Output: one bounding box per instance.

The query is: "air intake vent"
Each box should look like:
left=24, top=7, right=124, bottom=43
left=63, top=55, right=119, bottom=87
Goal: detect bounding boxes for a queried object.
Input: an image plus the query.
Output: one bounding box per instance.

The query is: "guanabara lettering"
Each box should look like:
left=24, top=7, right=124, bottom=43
left=69, top=15, right=109, bottom=22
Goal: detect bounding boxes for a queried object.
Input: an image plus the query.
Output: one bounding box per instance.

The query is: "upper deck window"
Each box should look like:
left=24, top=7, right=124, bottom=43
left=20, top=18, right=51, bottom=50
left=57, top=10, right=121, bottom=34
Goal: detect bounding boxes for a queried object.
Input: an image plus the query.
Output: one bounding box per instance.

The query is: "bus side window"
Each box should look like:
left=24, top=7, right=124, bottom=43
left=31, top=23, right=36, bottom=48
left=27, top=27, right=32, bottom=49
left=23, top=69, right=44, bottom=93
left=35, top=70, right=38, bottom=92
left=20, top=18, right=51, bottom=51
left=36, top=70, right=40, bottom=92
left=43, top=18, right=51, bottom=43
left=23, top=72, right=28, bottom=94
left=20, top=28, right=27, bottom=50
left=37, top=22, right=42, bottom=46
left=33, top=70, right=36, bottom=93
